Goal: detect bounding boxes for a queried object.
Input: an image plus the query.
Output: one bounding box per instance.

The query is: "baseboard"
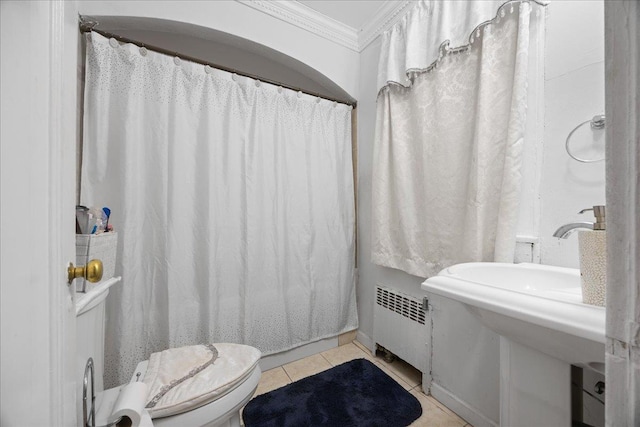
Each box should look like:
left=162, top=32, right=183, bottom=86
left=421, top=371, right=432, bottom=394
left=338, top=329, right=358, bottom=345
left=430, top=382, right=498, bottom=427
left=355, top=330, right=375, bottom=354
left=259, top=337, right=338, bottom=371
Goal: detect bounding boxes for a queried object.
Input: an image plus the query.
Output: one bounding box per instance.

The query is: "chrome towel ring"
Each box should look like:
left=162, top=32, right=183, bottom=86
left=565, top=114, right=605, bottom=163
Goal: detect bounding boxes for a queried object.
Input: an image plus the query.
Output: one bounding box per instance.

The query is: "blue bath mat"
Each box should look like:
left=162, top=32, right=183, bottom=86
left=243, top=358, right=422, bottom=427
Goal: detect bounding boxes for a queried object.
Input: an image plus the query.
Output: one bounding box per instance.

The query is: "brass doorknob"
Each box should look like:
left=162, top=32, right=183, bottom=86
left=68, top=259, right=103, bottom=284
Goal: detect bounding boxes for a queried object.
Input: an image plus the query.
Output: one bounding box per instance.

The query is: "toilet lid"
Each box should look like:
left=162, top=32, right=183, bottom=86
left=142, top=343, right=261, bottom=418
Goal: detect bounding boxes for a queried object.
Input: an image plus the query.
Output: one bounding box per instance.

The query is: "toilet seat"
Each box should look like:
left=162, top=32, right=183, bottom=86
left=131, top=343, right=261, bottom=427
left=134, top=360, right=261, bottom=427
left=142, top=343, right=261, bottom=418
left=94, top=344, right=261, bottom=427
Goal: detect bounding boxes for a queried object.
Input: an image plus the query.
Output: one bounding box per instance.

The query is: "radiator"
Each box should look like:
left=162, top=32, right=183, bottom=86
left=373, top=285, right=430, bottom=373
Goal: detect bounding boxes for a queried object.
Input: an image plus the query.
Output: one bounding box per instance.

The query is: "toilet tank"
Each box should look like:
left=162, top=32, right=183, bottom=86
left=75, top=277, right=121, bottom=423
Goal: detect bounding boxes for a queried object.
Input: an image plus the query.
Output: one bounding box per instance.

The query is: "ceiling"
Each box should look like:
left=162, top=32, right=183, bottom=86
left=297, top=0, right=389, bottom=30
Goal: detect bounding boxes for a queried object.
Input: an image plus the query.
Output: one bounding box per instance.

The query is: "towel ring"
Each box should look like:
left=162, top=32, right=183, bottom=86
left=565, top=115, right=605, bottom=163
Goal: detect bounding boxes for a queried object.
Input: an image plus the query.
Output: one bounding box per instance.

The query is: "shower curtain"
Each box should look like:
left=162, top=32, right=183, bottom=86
left=372, top=1, right=541, bottom=277
left=81, top=33, right=357, bottom=387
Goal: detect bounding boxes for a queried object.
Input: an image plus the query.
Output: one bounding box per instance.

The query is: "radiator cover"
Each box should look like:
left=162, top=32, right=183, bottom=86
left=373, top=285, right=430, bottom=373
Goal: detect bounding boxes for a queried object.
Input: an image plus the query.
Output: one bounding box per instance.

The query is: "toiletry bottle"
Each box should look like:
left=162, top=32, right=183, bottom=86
left=578, top=205, right=606, bottom=306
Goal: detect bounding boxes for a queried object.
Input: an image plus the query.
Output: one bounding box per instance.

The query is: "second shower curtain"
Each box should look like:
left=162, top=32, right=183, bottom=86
left=82, top=33, right=357, bottom=387
left=372, top=1, right=538, bottom=277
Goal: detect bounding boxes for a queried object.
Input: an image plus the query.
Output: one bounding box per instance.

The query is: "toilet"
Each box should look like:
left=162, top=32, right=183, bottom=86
left=76, top=279, right=261, bottom=427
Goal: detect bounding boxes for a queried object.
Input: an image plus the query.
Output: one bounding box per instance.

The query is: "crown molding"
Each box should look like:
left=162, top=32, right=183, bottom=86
left=235, top=0, right=415, bottom=52
left=236, top=0, right=359, bottom=52
left=359, top=0, right=414, bottom=50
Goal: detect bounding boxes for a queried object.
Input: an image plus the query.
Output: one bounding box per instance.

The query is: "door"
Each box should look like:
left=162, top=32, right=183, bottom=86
left=1, top=1, right=79, bottom=425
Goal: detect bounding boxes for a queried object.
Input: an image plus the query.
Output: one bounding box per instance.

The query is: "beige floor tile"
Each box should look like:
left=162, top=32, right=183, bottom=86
left=375, top=356, right=422, bottom=388
left=254, top=367, right=291, bottom=396
left=353, top=339, right=376, bottom=356
left=371, top=360, right=413, bottom=390
left=282, top=353, right=332, bottom=382
left=321, top=342, right=376, bottom=366
left=409, top=389, right=467, bottom=427
left=425, top=395, right=467, bottom=421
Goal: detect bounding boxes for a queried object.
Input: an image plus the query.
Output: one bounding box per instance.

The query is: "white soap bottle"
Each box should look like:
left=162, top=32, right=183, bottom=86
left=578, top=205, right=606, bottom=306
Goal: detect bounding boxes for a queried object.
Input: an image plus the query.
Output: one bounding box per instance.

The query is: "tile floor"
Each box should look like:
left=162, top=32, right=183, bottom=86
left=248, top=340, right=473, bottom=427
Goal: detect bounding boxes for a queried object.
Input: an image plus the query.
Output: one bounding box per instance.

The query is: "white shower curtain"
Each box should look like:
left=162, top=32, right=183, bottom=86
left=82, top=33, right=357, bottom=387
left=372, top=1, right=540, bottom=277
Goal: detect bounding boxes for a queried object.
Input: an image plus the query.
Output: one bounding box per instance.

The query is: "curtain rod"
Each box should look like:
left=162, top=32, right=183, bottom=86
left=78, top=20, right=356, bottom=108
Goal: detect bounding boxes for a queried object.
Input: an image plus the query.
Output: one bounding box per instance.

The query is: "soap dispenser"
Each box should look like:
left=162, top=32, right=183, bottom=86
left=578, top=205, right=606, bottom=306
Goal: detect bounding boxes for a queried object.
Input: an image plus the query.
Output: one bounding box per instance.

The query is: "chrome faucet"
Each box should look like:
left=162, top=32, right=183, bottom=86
left=552, top=222, right=594, bottom=239
left=553, top=206, right=605, bottom=239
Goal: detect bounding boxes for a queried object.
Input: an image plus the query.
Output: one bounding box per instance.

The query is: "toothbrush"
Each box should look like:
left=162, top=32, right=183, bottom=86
left=102, top=207, right=111, bottom=232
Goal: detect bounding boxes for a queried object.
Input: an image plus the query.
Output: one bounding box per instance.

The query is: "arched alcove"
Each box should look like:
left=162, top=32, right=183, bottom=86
left=81, top=16, right=356, bottom=105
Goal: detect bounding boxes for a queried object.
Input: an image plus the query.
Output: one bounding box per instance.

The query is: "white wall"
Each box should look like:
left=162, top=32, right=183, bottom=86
left=539, top=0, right=606, bottom=268
left=356, top=1, right=605, bottom=425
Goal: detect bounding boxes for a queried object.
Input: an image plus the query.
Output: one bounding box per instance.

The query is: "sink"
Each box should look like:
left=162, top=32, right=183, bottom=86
left=423, top=262, right=605, bottom=356
left=422, top=262, right=605, bottom=427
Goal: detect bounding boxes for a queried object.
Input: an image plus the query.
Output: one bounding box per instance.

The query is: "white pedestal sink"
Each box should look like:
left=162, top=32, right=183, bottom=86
left=422, top=263, right=605, bottom=427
